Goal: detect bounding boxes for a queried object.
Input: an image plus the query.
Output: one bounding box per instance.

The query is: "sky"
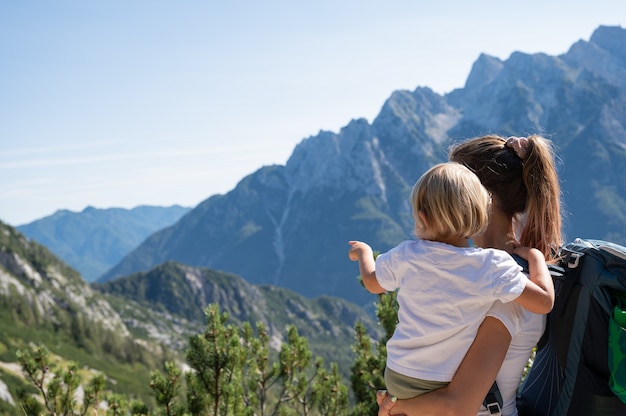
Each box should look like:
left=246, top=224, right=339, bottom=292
left=2, top=1, right=625, bottom=226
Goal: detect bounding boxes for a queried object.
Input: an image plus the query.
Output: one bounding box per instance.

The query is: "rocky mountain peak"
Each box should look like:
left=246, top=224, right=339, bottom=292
left=590, top=25, right=626, bottom=63
left=464, top=53, right=504, bottom=90
left=563, top=25, right=626, bottom=90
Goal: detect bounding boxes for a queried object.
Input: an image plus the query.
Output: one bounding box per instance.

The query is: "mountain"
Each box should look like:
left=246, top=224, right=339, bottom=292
left=17, top=205, right=191, bottom=282
left=100, top=25, right=626, bottom=308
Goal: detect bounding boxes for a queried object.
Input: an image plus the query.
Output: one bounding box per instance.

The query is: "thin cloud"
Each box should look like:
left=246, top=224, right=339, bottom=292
left=0, top=142, right=280, bottom=169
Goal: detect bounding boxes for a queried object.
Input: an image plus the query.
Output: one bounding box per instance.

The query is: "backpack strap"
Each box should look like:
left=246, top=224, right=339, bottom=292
left=554, top=282, right=591, bottom=414
left=483, top=381, right=503, bottom=414
left=479, top=255, right=525, bottom=415
left=487, top=256, right=563, bottom=415
left=553, top=243, right=593, bottom=414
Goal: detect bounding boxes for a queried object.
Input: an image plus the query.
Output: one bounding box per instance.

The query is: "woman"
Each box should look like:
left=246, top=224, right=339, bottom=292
left=378, top=134, right=563, bottom=416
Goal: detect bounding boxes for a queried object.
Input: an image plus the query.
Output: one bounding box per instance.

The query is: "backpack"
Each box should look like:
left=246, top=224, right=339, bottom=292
left=516, top=238, right=626, bottom=416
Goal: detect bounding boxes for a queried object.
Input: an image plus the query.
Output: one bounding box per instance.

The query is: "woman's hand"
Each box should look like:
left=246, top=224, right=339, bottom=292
left=374, top=317, right=512, bottom=416
left=377, top=390, right=403, bottom=416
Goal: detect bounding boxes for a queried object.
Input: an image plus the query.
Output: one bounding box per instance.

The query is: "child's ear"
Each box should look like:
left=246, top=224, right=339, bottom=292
left=418, top=210, right=428, bottom=226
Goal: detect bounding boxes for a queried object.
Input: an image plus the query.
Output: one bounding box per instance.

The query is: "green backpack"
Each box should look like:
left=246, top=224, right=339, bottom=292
left=609, top=294, right=626, bottom=403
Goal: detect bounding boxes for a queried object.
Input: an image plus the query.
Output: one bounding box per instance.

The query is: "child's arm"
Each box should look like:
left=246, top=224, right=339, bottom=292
left=348, top=241, right=386, bottom=294
left=511, top=246, right=555, bottom=314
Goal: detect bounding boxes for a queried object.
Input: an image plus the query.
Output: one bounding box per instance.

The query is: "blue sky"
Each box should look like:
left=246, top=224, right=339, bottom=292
left=2, top=1, right=625, bottom=226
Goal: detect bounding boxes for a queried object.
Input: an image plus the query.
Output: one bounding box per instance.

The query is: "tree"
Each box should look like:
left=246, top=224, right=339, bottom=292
left=312, top=362, right=349, bottom=416
left=17, top=302, right=353, bottom=415
left=150, top=361, right=184, bottom=416
left=17, top=279, right=397, bottom=416
left=184, top=304, right=247, bottom=415
left=16, top=344, right=108, bottom=416
left=240, top=321, right=279, bottom=414
left=151, top=303, right=349, bottom=416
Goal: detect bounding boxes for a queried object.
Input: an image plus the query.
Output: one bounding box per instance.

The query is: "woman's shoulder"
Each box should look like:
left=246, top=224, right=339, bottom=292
left=475, top=246, right=515, bottom=260
left=470, top=247, right=522, bottom=271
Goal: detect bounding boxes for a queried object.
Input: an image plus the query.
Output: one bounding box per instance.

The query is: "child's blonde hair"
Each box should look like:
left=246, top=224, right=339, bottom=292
left=411, top=162, right=491, bottom=241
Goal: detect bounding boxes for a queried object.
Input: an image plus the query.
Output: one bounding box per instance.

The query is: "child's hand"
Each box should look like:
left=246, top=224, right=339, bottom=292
left=349, top=241, right=385, bottom=294
left=348, top=241, right=373, bottom=261
left=512, top=245, right=553, bottom=314
left=512, top=246, right=541, bottom=261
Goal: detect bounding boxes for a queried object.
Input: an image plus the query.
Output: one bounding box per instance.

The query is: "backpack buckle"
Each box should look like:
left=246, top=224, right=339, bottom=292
left=567, top=252, right=582, bottom=268
left=483, top=383, right=502, bottom=415
left=486, top=401, right=501, bottom=415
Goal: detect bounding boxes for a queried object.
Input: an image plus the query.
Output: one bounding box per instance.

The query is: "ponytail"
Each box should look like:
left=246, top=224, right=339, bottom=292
left=518, top=135, right=563, bottom=258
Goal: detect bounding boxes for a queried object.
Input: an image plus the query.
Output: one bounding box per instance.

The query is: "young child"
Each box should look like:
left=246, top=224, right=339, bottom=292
left=348, top=162, right=554, bottom=400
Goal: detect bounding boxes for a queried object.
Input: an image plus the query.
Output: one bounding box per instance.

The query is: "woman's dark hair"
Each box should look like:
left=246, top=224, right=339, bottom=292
left=449, top=134, right=562, bottom=259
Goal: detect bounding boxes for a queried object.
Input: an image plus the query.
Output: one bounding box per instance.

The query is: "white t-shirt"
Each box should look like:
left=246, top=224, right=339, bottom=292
left=476, top=301, right=546, bottom=416
left=375, top=239, right=528, bottom=382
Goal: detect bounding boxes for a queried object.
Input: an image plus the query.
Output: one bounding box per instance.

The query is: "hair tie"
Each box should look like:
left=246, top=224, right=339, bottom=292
left=506, top=136, right=529, bottom=159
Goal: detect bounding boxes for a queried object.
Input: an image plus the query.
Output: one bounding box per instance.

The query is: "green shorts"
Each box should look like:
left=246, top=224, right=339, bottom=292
left=384, top=366, right=449, bottom=400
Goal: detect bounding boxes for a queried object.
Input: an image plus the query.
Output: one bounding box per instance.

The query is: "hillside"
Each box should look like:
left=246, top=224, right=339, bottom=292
left=0, top=220, right=169, bottom=412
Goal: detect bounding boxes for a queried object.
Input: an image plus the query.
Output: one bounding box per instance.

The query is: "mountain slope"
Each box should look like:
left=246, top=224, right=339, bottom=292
left=0, top=220, right=169, bottom=411
left=17, top=205, right=190, bottom=282
left=101, top=25, right=626, bottom=307
left=93, top=261, right=381, bottom=371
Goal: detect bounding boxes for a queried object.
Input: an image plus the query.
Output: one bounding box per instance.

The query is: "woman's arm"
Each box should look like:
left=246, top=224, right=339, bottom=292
left=378, top=316, right=512, bottom=416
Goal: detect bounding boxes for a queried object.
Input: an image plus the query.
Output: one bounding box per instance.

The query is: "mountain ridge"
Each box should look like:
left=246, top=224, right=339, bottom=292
left=17, top=204, right=191, bottom=282
left=93, top=260, right=380, bottom=364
